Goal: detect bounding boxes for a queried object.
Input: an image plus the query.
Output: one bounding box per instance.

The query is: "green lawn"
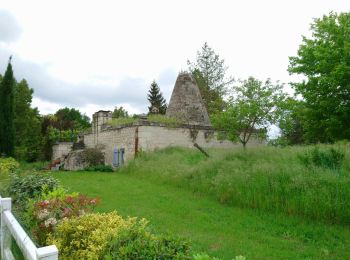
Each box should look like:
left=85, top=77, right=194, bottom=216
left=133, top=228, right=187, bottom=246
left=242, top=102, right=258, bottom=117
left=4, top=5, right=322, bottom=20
left=53, top=170, right=350, bottom=259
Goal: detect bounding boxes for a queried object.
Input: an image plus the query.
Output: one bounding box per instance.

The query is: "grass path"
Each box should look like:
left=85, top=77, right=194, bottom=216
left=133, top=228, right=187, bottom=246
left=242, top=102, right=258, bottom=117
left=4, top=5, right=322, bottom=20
left=53, top=171, right=350, bottom=259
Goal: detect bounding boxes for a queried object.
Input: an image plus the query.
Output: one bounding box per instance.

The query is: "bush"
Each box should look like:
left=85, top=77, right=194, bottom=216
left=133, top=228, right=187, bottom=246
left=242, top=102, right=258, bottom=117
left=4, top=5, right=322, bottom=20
left=0, top=157, right=19, bottom=174
left=0, top=157, right=19, bottom=193
left=81, top=147, right=105, bottom=166
left=24, top=187, right=99, bottom=245
left=104, top=220, right=192, bottom=259
left=6, top=173, right=60, bottom=206
left=147, top=114, right=183, bottom=127
left=83, top=164, right=114, bottom=172
left=48, top=212, right=193, bottom=260
left=299, top=147, right=345, bottom=170
left=47, top=212, right=137, bottom=259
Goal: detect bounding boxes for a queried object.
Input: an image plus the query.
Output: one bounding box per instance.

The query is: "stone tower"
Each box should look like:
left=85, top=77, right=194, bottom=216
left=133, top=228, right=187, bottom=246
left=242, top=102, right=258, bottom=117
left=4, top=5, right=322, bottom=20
left=92, top=110, right=112, bottom=145
left=166, top=72, right=211, bottom=127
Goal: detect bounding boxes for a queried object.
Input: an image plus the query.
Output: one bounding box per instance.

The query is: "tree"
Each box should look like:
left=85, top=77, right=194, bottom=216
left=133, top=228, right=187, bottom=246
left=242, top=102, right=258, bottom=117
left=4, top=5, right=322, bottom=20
left=13, top=79, right=42, bottom=161
left=0, top=57, right=15, bottom=156
left=288, top=12, right=350, bottom=142
left=212, top=77, right=284, bottom=148
left=112, top=106, right=129, bottom=118
left=188, top=42, right=233, bottom=115
left=276, top=97, right=305, bottom=145
left=55, top=107, right=91, bottom=132
left=147, top=80, right=167, bottom=114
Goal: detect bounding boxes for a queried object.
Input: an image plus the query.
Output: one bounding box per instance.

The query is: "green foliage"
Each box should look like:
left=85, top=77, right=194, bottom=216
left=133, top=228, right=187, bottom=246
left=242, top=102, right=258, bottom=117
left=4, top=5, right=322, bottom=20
left=47, top=126, right=79, bottom=142
left=47, top=212, right=138, bottom=259
left=188, top=42, right=233, bottom=115
left=288, top=12, right=350, bottom=142
left=120, top=145, right=350, bottom=225
left=55, top=107, right=91, bottom=131
left=212, top=77, right=283, bottom=148
left=105, top=220, right=192, bottom=259
left=0, top=157, right=19, bottom=193
left=0, top=157, right=19, bottom=174
left=147, top=80, right=167, bottom=114
left=276, top=97, right=305, bottom=145
left=40, top=108, right=90, bottom=160
left=81, top=147, right=105, bottom=166
left=24, top=188, right=99, bottom=245
left=298, top=146, right=345, bottom=170
left=107, top=115, right=182, bottom=128
left=112, top=106, right=129, bottom=118
left=192, top=253, right=220, bottom=260
left=83, top=164, right=114, bottom=172
left=6, top=173, right=60, bottom=206
left=0, top=58, right=15, bottom=156
left=147, top=114, right=183, bottom=127
left=53, top=164, right=350, bottom=259
left=13, top=79, right=42, bottom=161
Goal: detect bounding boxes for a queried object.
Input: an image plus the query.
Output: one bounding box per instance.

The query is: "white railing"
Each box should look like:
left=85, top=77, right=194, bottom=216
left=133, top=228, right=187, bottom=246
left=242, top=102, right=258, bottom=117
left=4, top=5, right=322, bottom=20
left=0, top=197, right=58, bottom=260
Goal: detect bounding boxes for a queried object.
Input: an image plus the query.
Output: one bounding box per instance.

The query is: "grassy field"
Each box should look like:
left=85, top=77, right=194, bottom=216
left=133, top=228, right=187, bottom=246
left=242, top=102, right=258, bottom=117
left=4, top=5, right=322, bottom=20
left=121, top=145, right=350, bottom=224
left=51, top=144, right=350, bottom=259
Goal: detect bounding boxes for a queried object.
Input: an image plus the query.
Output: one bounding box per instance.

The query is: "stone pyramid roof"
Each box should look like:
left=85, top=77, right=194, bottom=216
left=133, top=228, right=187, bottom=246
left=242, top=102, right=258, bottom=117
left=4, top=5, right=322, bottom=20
left=166, top=72, right=211, bottom=127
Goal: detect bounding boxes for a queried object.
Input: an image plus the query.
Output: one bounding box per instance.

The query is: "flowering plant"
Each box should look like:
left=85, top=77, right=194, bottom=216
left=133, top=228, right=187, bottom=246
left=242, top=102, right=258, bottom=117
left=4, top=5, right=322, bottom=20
left=30, top=191, right=99, bottom=245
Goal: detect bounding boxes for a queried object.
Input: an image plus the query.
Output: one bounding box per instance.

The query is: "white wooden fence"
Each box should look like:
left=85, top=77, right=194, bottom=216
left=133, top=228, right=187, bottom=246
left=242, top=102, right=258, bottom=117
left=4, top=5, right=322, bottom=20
left=0, top=197, right=58, bottom=260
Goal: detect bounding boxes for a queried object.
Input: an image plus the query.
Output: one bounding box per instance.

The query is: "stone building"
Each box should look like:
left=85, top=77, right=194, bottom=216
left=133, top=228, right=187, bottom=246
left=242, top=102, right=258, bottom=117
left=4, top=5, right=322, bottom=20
left=52, top=72, right=263, bottom=169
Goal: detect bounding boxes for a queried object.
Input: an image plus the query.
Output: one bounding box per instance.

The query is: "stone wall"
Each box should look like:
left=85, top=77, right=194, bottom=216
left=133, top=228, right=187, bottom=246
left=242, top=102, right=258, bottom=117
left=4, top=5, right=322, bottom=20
left=82, top=123, right=264, bottom=166
left=83, top=126, right=136, bottom=165
left=52, top=142, right=73, bottom=161
left=138, top=126, right=230, bottom=150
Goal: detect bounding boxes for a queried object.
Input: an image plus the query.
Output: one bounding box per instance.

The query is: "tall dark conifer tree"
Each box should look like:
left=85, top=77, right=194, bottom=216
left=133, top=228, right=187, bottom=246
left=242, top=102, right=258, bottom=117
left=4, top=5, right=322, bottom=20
left=147, top=80, right=167, bottom=114
left=0, top=57, right=15, bottom=156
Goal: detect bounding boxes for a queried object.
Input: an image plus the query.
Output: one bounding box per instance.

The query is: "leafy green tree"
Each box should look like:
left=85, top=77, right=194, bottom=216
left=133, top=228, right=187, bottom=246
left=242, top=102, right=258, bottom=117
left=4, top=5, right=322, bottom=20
left=276, top=97, right=305, bottom=145
left=55, top=107, right=91, bottom=132
left=147, top=80, right=167, bottom=114
left=13, top=79, right=42, bottom=161
left=212, top=77, right=283, bottom=148
left=112, top=106, right=129, bottom=118
left=188, top=42, right=233, bottom=115
left=40, top=109, right=90, bottom=160
left=0, top=57, right=15, bottom=156
left=288, top=12, right=350, bottom=142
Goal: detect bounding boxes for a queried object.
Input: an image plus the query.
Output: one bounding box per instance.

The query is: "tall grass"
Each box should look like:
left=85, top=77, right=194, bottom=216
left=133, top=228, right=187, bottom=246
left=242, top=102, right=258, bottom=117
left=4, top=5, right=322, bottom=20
left=119, top=144, right=350, bottom=225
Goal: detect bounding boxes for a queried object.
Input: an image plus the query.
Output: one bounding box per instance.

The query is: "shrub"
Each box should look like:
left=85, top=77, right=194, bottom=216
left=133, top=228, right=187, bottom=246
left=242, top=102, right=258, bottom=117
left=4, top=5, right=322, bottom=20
left=299, top=147, right=345, bottom=170
left=25, top=188, right=99, bottom=245
left=0, top=157, right=19, bottom=193
left=104, top=220, right=192, bottom=259
left=0, top=157, right=19, bottom=174
left=47, top=212, right=137, bottom=259
left=147, top=114, right=183, bottom=127
left=81, top=147, right=105, bottom=166
left=83, top=164, right=114, bottom=172
left=7, top=173, right=60, bottom=206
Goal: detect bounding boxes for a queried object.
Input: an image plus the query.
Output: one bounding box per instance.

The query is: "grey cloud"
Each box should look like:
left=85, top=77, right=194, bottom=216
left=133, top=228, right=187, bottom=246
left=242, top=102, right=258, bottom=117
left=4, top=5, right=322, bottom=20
left=0, top=50, right=158, bottom=113
left=0, top=41, right=179, bottom=115
left=0, top=10, right=22, bottom=43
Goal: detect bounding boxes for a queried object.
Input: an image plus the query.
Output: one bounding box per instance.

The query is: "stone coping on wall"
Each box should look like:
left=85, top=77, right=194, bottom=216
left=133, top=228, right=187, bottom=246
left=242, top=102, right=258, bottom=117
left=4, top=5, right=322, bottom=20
left=99, top=119, right=214, bottom=133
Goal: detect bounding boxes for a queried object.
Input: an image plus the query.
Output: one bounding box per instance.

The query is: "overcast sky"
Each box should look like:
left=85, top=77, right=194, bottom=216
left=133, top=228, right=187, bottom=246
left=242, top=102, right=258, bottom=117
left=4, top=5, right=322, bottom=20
left=1, top=0, right=349, bottom=119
